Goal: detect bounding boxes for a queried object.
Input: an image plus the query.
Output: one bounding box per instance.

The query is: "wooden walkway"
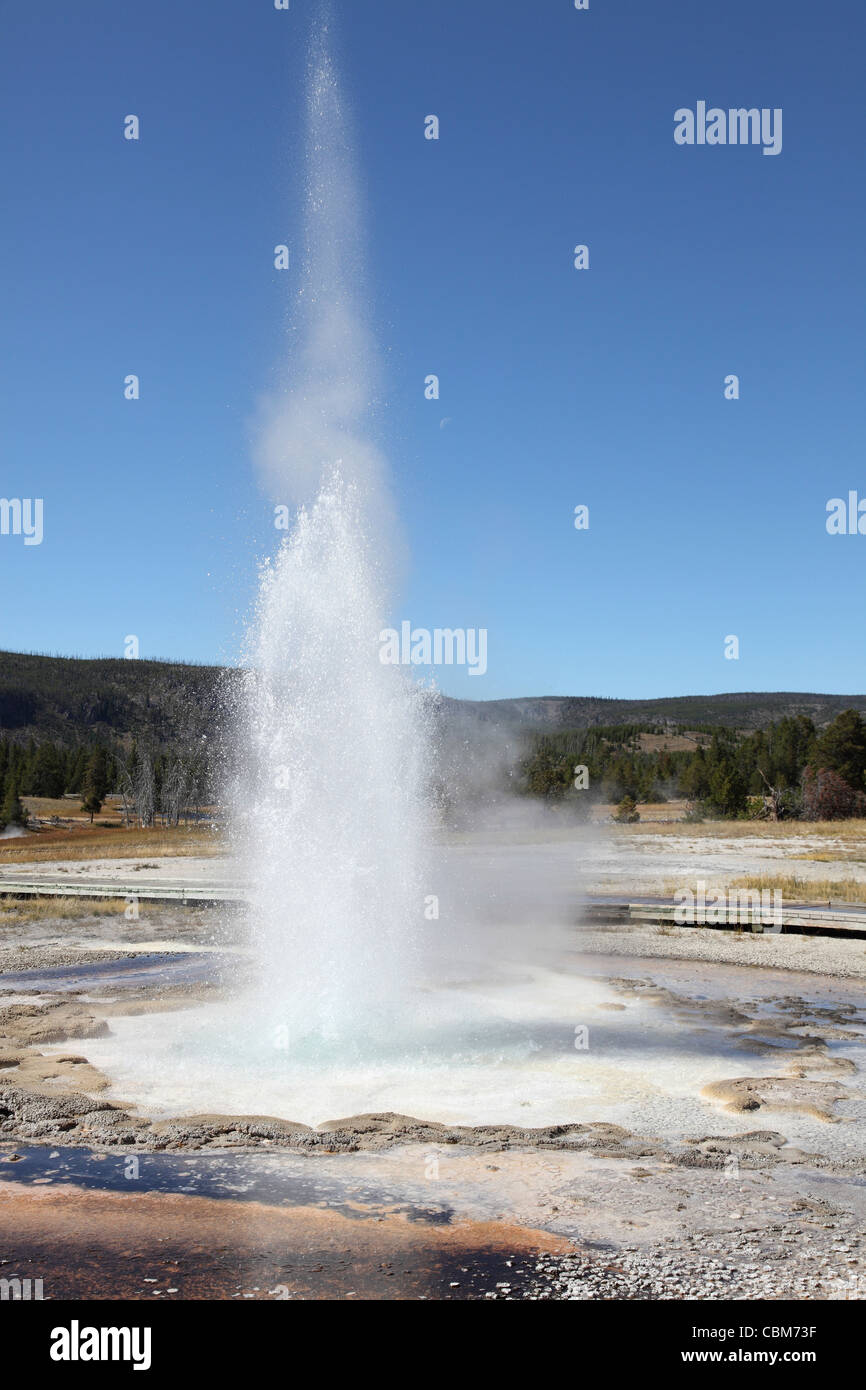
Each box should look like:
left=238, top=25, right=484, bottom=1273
left=583, top=900, right=866, bottom=937
left=0, top=876, right=246, bottom=906
left=1, top=877, right=865, bottom=936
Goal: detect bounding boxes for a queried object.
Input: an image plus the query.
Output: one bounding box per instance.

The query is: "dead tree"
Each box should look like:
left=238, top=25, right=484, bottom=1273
left=757, top=767, right=784, bottom=820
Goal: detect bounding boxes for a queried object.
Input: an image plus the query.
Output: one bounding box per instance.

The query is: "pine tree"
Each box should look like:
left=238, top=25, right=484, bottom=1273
left=0, top=778, right=27, bottom=831
left=679, top=745, right=710, bottom=800
left=707, top=758, right=748, bottom=818
left=614, top=795, right=640, bottom=823
left=29, top=743, right=66, bottom=798
left=65, top=747, right=84, bottom=791
left=80, top=749, right=109, bottom=824
left=814, top=710, right=866, bottom=792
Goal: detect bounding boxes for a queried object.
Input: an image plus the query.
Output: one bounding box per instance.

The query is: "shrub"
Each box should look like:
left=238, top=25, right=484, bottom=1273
left=802, top=766, right=866, bottom=821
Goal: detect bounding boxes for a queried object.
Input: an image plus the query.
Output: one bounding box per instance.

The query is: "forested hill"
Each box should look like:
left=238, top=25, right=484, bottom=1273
left=456, top=691, right=866, bottom=732
left=1, top=648, right=865, bottom=749
left=0, top=651, right=226, bottom=751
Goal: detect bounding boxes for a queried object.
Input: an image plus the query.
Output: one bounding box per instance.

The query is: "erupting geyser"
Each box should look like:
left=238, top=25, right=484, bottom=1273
left=229, top=19, right=431, bottom=1052
left=233, top=471, right=430, bottom=1050
left=64, top=15, right=660, bottom=1132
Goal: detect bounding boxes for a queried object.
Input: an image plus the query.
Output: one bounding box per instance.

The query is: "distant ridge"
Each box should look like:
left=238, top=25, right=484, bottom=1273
left=0, top=650, right=224, bottom=749
left=1, top=649, right=864, bottom=747
left=441, top=690, right=866, bottom=733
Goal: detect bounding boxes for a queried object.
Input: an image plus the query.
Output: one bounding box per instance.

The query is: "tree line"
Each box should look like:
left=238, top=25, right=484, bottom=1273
left=0, top=736, right=214, bottom=831
left=520, top=710, right=866, bottom=820
left=5, top=709, right=866, bottom=831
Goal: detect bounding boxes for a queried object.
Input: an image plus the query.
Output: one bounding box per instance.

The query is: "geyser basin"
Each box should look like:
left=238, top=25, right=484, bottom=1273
left=61, top=954, right=866, bottom=1158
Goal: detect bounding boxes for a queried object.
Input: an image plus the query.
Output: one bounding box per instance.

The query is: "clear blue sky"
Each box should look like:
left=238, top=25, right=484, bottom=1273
left=1, top=0, right=864, bottom=700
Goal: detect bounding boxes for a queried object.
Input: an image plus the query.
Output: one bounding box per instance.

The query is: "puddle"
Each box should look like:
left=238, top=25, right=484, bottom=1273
left=0, top=1144, right=454, bottom=1223
left=0, top=953, right=223, bottom=995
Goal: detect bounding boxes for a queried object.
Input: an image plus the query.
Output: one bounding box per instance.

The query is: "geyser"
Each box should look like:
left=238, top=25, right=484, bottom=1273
left=65, top=18, right=633, bottom=1133
left=230, top=18, right=430, bottom=1052
left=59, top=17, right=682, bottom=1134
left=234, top=470, right=430, bottom=1050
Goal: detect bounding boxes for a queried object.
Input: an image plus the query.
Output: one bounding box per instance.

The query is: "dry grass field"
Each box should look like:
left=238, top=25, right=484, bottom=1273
left=21, top=795, right=125, bottom=824
left=620, top=814, right=866, bottom=842
left=0, top=895, right=178, bottom=924
left=0, top=824, right=223, bottom=864
left=591, top=800, right=689, bottom=823
left=728, top=874, right=866, bottom=905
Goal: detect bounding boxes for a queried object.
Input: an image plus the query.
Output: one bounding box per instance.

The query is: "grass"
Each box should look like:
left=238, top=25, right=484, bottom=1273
left=0, top=825, right=224, bottom=864
left=21, top=795, right=123, bottom=823
left=619, top=817, right=866, bottom=841
left=791, top=850, right=866, bottom=863
left=596, top=800, right=686, bottom=823
left=729, top=874, right=866, bottom=905
left=0, top=896, right=175, bottom=924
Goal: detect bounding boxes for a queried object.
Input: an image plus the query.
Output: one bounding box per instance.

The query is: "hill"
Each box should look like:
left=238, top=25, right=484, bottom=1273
left=442, top=691, right=866, bottom=733
left=1, top=649, right=865, bottom=748
left=0, top=651, right=226, bottom=751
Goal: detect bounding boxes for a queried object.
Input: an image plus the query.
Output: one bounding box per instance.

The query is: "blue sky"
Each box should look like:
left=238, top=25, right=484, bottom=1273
left=0, top=0, right=863, bottom=700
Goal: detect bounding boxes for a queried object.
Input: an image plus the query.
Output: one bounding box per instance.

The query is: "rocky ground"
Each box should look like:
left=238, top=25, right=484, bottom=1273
left=2, top=1135, right=863, bottom=1301
left=0, top=842, right=864, bottom=1301
left=495, top=1228, right=866, bottom=1301
left=0, top=945, right=863, bottom=1301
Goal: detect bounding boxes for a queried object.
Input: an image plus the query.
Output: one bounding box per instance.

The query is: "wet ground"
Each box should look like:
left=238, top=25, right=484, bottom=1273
left=0, top=942, right=864, bottom=1299
left=0, top=841, right=864, bottom=1300
left=2, top=1135, right=864, bottom=1301
left=0, top=1143, right=569, bottom=1300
